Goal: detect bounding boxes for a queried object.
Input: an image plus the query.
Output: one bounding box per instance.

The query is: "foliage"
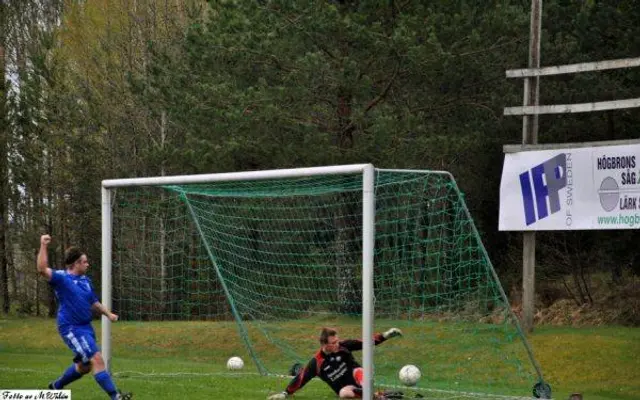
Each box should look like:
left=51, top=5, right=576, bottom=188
left=2, top=0, right=640, bottom=320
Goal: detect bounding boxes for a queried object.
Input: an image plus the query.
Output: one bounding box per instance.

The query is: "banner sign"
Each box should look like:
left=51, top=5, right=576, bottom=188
left=499, top=144, right=640, bottom=230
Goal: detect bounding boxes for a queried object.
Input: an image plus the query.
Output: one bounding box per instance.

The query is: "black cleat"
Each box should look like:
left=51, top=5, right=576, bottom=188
left=48, top=382, right=56, bottom=390
left=374, top=390, right=405, bottom=399
left=385, top=391, right=405, bottom=399
left=115, top=391, right=133, bottom=400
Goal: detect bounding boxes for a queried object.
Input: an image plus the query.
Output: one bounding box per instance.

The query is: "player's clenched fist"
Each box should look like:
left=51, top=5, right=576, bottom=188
left=41, top=234, right=52, bottom=246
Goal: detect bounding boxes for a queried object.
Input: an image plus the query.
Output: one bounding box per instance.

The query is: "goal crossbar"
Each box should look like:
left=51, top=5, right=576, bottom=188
left=101, top=164, right=376, bottom=399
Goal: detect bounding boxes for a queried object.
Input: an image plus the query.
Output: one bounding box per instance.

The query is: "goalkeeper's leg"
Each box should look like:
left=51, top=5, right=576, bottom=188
left=343, top=368, right=410, bottom=399
left=353, top=367, right=364, bottom=386
left=336, top=367, right=365, bottom=398
left=338, top=385, right=362, bottom=398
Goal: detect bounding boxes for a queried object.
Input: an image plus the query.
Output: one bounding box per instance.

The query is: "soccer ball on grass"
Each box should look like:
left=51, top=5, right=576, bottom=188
left=399, top=364, right=421, bottom=386
left=227, top=356, right=244, bottom=370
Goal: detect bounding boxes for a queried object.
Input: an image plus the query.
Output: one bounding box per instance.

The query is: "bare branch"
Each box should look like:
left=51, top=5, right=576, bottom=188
left=262, top=5, right=338, bottom=61
left=340, top=63, right=400, bottom=135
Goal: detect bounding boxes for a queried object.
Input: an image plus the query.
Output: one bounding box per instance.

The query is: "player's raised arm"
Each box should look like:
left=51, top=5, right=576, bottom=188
left=37, top=234, right=53, bottom=281
left=382, top=327, right=403, bottom=340
left=341, top=328, right=403, bottom=351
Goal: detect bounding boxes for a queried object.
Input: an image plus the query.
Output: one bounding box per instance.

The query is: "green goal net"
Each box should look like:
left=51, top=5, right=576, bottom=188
left=106, top=167, right=547, bottom=399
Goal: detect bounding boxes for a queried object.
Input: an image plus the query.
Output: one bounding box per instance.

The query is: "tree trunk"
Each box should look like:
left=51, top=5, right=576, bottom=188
left=160, top=110, right=167, bottom=317
left=0, top=8, right=11, bottom=314
left=333, top=8, right=357, bottom=311
left=46, top=155, right=56, bottom=318
left=572, top=257, right=587, bottom=305
left=335, top=88, right=359, bottom=314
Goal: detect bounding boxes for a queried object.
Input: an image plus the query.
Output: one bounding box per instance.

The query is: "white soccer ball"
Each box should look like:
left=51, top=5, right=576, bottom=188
left=227, top=356, right=244, bottom=370
left=399, top=364, right=421, bottom=386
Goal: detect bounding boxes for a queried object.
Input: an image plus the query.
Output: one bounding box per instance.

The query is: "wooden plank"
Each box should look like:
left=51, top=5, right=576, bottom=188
left=506, top=57, right=640, bottom=78
left=503, top=138, right=640, bottom=153
left=504, top=98, right=640, bottom=116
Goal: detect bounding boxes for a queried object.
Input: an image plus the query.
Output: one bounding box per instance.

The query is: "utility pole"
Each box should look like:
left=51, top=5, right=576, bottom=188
left=521, top=0, right=542, bottom=333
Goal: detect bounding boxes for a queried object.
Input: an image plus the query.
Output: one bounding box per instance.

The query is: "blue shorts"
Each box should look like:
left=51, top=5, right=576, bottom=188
left=59, top=324, right=99, bottom=365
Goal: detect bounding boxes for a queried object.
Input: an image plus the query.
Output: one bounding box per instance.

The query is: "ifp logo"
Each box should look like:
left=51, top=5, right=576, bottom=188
left=519, top=154, right=567, bottom=225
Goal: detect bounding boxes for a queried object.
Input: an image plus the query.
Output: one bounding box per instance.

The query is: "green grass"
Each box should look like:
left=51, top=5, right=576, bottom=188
left=527, top=326, right=640, bottom=400
left=0, top=317, right=638, bottom=399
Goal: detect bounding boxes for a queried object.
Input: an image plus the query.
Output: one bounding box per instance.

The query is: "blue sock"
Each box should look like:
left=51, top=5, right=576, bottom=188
left=53, top=364, right=83, bottom=389
left=94, top=371, right=118, bottom=398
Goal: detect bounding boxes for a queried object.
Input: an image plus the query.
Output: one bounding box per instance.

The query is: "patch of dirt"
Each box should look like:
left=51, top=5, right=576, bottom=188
left=532, top=282, right=640, bottom=327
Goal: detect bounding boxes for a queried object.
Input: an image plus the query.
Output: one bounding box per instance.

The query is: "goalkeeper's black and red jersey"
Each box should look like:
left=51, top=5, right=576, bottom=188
left=285, top=333, right=387, bottom=396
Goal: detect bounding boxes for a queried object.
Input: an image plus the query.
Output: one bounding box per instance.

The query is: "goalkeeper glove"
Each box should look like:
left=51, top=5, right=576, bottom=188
left=267, top=391, right=288, bottom=400
left=382, top=327, right=403, bottom=339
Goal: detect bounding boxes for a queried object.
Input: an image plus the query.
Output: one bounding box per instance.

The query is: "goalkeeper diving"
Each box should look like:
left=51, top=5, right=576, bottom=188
left=267, top=327, right=403, bottom=400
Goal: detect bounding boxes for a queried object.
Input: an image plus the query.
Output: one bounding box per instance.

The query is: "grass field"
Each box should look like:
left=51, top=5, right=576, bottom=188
left=1, top=317, right=638, bottom=399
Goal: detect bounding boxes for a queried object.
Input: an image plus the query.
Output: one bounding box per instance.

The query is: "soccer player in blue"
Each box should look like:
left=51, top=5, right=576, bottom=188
left=37, top=234, right=132, bottom=400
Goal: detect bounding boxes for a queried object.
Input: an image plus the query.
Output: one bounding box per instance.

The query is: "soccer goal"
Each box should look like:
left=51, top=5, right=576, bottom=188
left=101, top=164, right=549, bottom=399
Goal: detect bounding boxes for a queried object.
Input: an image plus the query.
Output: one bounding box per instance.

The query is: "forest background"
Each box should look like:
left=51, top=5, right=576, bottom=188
left=1, top=0, right=639, bottom=326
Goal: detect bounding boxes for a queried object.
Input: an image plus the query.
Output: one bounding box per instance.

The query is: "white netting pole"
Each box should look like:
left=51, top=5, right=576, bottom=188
left=101, top=187, right=113, bottom=371
left=362, top=164, right=375, bottom=399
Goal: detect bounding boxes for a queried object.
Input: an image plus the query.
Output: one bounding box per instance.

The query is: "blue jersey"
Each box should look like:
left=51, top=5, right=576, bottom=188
left=49, top=270, right=100, bottom=328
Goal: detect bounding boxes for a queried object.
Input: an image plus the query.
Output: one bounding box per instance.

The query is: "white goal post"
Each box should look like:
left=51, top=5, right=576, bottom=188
left=101, top=164, right=377, bottom=399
